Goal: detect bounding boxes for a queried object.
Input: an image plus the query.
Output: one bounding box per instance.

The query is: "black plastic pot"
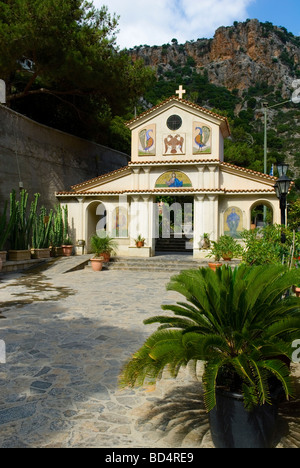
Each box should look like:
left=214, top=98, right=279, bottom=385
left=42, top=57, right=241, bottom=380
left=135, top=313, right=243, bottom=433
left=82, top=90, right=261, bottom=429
left=209, top=389, right=278, bottom=448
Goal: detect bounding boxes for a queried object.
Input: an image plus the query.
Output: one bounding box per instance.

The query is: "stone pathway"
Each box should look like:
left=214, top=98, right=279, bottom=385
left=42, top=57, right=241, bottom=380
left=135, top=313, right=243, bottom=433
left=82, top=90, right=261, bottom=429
left=0, top=258, right=299, bottom=448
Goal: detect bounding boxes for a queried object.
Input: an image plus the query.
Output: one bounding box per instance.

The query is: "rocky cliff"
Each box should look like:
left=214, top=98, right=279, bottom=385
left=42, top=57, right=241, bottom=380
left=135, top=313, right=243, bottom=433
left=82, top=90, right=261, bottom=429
left=129, top=19, right=300, bottom=97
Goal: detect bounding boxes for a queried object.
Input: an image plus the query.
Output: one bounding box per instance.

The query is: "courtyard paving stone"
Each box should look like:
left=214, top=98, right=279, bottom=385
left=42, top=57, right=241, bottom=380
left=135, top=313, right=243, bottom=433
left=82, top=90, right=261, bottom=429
left=0, top=257, right=299, bottom=448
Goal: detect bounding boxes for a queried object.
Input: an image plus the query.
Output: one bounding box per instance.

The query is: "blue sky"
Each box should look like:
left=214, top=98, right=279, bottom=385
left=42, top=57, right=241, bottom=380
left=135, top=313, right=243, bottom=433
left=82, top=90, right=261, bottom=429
left=247, top=0, right=300, bottom=36
left=93, top=0, right=300, bottom=49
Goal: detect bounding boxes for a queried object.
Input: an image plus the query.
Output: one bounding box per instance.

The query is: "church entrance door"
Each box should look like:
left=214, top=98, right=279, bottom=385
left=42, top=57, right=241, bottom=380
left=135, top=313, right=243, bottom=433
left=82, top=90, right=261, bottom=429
left=155, top=196, right=194, bottom=254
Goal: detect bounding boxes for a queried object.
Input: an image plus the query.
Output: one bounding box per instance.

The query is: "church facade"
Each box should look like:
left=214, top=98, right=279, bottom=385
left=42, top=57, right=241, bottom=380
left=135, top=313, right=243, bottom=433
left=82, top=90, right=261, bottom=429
left=56, top=88, right=280, bottom=258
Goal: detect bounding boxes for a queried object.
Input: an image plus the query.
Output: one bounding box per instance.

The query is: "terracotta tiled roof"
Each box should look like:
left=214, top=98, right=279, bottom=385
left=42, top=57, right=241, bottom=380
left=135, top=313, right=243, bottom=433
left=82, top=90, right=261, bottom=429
left=126, top=96, right=231, bottom=136
left=129, top=159, right=220, bottom=165
left=56, top=187, right=276, bottom=197
left=71, top=166, right=130, bottom=190
left=221, top=162, right=277, bottom=180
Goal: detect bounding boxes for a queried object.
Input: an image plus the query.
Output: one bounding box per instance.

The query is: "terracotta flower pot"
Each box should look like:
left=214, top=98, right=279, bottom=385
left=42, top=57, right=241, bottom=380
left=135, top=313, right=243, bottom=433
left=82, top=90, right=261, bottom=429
left=136, top=241, right=144, bottom=248
left=222, top=252, right=233, bottom=261
left=62, top=245, right=73, bottom=257
left=101, top=252, right=111, bottom=262
left=208, top=262, right=222, bottom=271
left=91, top=257, right=104, bottom=271
left=51, top=246, right=63, bottom=257
left=294, top=286, right=300, bottom=298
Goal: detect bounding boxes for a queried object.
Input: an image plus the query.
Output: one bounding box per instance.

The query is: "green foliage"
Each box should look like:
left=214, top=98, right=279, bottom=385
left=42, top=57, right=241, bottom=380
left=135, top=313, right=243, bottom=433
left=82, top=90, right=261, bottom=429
left=0, top=0, right=154, bottom=150
left=288, top=200, right=300, bottom=231
left=0, top=201, right=15, bottom=250
left=32, top=206, right=53, bottom=249
left=90, top=234, right=117, bottom=257
left=208, top=235, right=243, bottom=261
left=9, top=189, right=39, bottom=250
left=241, top=225, right=300, bottom=266
left=120, top=264, right=300, bottom=412
left=51, top=205, right=64, bottom=248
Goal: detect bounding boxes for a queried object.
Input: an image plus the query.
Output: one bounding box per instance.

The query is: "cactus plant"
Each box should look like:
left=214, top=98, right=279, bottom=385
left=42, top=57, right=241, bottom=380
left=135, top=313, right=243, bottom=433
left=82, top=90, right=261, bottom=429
left=50, top=205, right=64, bottom=248
left=9, top=189, right=40, bottom=251
left=32, top=207, right=53, bottom=249
left=0, top=201, right=15, bottom=251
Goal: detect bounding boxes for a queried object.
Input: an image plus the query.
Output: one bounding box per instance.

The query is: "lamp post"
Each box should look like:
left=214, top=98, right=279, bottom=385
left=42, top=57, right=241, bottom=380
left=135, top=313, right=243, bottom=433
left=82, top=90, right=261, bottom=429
left=274, top=163, right=292, bottom=243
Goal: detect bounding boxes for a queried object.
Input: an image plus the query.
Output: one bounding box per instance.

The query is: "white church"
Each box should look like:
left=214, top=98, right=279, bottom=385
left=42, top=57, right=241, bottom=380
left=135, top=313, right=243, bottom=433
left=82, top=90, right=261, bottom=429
left=56, top=86, right=280, bottom=258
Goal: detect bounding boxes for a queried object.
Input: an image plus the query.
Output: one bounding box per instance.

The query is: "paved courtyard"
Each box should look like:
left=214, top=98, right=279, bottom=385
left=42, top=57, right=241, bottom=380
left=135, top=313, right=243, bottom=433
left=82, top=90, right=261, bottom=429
left=0, top=257, right=299, bottom=448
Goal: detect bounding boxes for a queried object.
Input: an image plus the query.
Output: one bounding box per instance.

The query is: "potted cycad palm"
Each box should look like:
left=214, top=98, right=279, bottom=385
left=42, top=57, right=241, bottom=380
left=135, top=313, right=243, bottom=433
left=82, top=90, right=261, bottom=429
left=90, top=234, right=105, bottom=271
left=120, top=264, right=300, bottom=448
left=90, top=234, right=117, bottom=262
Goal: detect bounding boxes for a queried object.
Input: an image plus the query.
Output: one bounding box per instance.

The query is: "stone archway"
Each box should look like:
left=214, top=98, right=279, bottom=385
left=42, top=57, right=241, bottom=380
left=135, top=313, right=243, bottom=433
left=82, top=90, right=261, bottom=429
left=250, top=200, right=274, bottom=228
left=86, top=201, right=107, bottom=252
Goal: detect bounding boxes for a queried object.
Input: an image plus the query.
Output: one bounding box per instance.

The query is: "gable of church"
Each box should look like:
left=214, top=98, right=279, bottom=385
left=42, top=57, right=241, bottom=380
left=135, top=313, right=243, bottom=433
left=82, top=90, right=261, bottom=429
left=127, top=97, right=230, bottom=164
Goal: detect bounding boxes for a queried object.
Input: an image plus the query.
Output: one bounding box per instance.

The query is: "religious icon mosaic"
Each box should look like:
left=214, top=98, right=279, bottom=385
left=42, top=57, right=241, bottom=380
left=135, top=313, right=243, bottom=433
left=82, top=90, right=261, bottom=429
left=193, top=122, right=211, bottom=154
left=112, top=206, right=128, bottom=238
left=224, top=206, right=243, bottom=238
left=138, top=124, right=156, bottom=156
left=155, top=171, right=192, bottom=188
left=163, top=133, right=185, bottom=155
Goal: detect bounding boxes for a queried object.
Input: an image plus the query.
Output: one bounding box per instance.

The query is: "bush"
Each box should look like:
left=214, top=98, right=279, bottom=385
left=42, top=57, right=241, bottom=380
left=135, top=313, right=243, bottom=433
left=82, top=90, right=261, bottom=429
left=241, top=225, right=299, bottom=266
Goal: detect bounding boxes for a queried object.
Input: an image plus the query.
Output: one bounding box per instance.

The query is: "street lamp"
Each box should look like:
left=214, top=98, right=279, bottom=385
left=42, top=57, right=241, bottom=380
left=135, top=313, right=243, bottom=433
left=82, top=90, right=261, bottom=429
left=274, top=163, right=292, bottom=242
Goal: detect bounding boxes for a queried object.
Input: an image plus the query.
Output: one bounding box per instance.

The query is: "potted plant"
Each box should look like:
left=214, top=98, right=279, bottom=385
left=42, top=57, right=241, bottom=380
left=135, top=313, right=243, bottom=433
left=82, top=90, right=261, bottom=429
left=206, top=242, right=222, bottom=271
left=215, top=235, right=243, bottom=261
left=90, top=234, right=117, bottom=262
left=120, top=264, right=300, bottom=448
left=135, top=234, right=145, bottom=248
left=89, top=234, right=106, bottom=271
left=62, top=237, right=73, bottom=257
left=8, top=189, right=39, bottom=261
left=31, top=207, right=53, bottom=259
left=0, top=200, right=15, bottom=264
left=201, top=233, right=210, bottom=249
left=50, top=205, right=64, bottom=257
left=61, top=206, right=74, bottom=256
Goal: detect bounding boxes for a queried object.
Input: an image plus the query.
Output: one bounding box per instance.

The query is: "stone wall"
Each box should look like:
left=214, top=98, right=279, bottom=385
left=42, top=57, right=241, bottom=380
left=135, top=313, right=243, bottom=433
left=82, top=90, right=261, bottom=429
left=0, top=105, right=129, bottom=210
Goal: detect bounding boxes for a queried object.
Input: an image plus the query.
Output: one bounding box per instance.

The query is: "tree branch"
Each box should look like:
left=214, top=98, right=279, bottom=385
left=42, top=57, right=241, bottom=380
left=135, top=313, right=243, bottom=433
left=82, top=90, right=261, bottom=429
left=6, top=88, right=86, bottom=121
left=6, top=87, right=86, bottom=102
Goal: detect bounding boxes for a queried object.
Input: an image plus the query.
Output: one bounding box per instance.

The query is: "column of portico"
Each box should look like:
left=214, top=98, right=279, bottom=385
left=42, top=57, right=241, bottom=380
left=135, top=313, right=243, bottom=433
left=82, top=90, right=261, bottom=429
left=128, top=195, right=152, bottom=257
left=193, top=195, right=205, bottom=258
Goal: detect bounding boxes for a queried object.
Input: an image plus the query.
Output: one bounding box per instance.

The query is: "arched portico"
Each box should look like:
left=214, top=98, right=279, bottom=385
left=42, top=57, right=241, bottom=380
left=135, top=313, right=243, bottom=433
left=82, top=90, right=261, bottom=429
left=250, top=199, right=276, bottom=228
left=85, top=200, right=107, bottom=252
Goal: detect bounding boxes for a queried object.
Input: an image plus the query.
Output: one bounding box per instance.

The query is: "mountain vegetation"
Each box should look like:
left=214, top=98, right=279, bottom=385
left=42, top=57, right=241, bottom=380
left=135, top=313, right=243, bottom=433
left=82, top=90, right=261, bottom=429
left=0, top=3, right=299, bottom=195
left=0, top=0, right=154, bottom=147
left=130, top=20, right=300, bottom=193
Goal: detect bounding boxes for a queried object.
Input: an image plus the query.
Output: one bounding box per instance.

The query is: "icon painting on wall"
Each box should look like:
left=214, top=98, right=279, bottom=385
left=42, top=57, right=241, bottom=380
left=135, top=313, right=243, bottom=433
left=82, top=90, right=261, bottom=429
left=163, top=134, right=185, bottom=155
left=112, top=206, right=128, bottom=238
left=224, top=207, right=243, bottom=238
left=138, top=125, right=156, bottom=156
left=193, top=123, right=211, bottom=154
left=155, top=171, right=192, bottom=188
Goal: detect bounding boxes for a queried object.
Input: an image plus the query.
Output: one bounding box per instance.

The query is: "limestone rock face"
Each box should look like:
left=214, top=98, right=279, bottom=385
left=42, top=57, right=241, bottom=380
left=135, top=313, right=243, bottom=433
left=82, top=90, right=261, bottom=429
left=129, top=19, right=300, bottom=96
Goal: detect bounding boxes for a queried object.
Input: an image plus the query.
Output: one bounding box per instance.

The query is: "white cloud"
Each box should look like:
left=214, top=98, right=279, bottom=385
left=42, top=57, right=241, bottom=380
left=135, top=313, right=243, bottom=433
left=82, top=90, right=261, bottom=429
left=92, top=0, right=255, bottom=48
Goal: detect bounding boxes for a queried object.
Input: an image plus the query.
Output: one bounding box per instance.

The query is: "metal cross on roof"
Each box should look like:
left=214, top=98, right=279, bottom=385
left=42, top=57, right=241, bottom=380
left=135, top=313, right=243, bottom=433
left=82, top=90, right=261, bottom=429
left=176, top=85, right=186, bottom=100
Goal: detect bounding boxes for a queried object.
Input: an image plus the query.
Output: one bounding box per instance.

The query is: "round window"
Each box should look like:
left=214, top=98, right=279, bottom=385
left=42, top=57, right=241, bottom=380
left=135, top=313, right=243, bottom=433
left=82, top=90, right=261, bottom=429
left=167, top=115, right=182, bottom=131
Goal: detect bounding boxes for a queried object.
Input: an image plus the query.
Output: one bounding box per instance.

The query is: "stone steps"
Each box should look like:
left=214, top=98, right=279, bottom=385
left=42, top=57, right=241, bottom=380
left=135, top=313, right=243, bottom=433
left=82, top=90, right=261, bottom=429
left=155, top=236, right=191, bottom=252
left=85, top=255, right=240, bottom=272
